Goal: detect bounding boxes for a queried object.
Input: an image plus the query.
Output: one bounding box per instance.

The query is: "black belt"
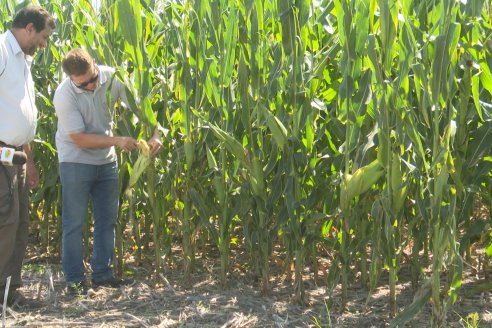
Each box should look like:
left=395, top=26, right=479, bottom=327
left=0, top=141, right=23, bottom=151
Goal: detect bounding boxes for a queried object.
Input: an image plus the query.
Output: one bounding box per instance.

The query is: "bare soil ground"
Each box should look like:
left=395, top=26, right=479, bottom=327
left=2, top=245, right=492, bottom=328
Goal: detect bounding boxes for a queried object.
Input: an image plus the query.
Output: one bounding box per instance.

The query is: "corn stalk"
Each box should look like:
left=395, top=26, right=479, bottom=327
left=115, top=0, right=164, bottom=279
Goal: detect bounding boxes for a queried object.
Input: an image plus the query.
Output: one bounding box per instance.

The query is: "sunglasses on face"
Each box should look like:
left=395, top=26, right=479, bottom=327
left=73, top=72, right=99, bottom=89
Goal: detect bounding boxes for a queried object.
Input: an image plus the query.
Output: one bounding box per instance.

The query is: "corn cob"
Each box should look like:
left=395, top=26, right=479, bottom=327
left=340, top=159, right=384, bottom=210
left=138, top=138, right=150, bottom=156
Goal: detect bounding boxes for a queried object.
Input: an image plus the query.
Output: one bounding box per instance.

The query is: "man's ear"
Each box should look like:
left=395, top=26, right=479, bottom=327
left=25, top=22, right=35, bottom=34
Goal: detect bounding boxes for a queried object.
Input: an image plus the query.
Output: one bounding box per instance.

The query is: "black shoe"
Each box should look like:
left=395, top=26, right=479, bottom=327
left=92, top=277, right=134, bottom=288
left=66, top=281, right=89, bottom=297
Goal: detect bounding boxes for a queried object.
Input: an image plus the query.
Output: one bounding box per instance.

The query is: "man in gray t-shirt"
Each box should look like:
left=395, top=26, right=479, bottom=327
left=53, top=48, right=162, bottom=296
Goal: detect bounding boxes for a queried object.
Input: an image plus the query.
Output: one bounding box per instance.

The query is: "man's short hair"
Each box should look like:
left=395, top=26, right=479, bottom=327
left=62, top=48, right=93, bottom=76
left=12, top=5, right=55, bottom=32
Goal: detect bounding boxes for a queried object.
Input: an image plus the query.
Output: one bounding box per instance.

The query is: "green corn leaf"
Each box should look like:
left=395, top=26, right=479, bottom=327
left=431, top=34, right=448, bottom=105
left=262, top=105, right=288, bottom=149
left=206, top=146, right=226, bottom=203
left=366, top=35, right=383, bottom=84
left=389, top=281, right=432, bottom=327
left=378, top=0, right=397, bottom=71
left=431, top=23, right=460, bottom=105
left=472, top=74, right=482, bottom=120
left=238, top=56, right=252, bottom=128
left=206, top=123, right=248, bottom=167
left=117, top=0, right=143, bottom=67
left=206, top=146, right=218, bottom=169
left=486, top=243, right=492, bottom=257
left=142, top=97, right=157, bottom=128
left=479, top=60, right=492, bottom=96
left=354, top=0, right=369, bottom=56
left=333, top=0, right=347, bottom=47
left=464, top=281, right=492, bottom=297
left=467, top=122, right=492, bottom=167
left=221, top=3, right=237, bottom=87
left=189, top=188, right=219, bottom=244
left=254, top=0, right=264, bottom=32
left=278, top=1, right=295, bottom=55
left=250, top=155, right=265, bottom=197
left=296, top=0, right=310, bottom=28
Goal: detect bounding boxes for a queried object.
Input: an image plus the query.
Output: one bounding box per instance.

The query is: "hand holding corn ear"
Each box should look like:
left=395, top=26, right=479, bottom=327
left=146, top=133, right=163, bottom=156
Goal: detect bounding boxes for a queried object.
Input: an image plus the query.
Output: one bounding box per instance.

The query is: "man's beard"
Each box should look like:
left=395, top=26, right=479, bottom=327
left=26, top=45, right=37, bottom=56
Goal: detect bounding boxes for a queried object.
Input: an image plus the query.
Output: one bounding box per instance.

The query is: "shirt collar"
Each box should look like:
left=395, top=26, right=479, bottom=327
left=6, top=30, right=33, bottom=62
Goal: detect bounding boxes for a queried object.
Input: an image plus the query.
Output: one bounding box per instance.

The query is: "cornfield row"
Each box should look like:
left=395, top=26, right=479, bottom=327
left=2, top=0, right=491, bottom=325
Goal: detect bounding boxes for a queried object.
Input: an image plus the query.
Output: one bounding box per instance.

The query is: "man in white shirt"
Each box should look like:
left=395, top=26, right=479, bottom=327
left=0, top=5, right=54, bottom=309
left=53, top=48, right=162, bottom=296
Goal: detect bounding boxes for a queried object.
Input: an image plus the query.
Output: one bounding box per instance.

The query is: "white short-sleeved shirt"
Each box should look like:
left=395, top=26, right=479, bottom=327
left=53, top=65, right=128, bottom=165
left=0, top=31, right=37, bottom=147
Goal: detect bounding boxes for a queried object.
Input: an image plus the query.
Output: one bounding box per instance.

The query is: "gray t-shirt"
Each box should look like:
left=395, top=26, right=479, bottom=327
left=53, top=65, right=128, bottom=165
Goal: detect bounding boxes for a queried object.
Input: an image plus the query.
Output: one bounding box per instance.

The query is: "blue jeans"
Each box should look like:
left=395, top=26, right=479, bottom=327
left=60, top=161, right=119, bottom=284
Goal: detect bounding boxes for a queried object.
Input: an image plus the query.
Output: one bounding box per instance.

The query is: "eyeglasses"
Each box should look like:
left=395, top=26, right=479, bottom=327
left=73, top=72, right=99, bottom=89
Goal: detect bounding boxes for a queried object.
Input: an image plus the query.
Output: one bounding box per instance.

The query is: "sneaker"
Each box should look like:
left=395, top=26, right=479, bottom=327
left=66, top=281, right=89, bottom=297
left=92, top=277, right=134, bottom=288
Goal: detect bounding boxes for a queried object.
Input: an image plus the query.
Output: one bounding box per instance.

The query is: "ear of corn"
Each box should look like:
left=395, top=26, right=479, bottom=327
left=250, top=155, right=265, bottom=197
left=340, top=159, right=385, bottom=211
left=206, top=146, right=226, bottom=203
left=262, top=104, right=288, bottom=150
left=138, top=138, right=151, bottom=157
left=126, top=139, right=153, bottom=196
left=391, top=153, right=407, bottom=213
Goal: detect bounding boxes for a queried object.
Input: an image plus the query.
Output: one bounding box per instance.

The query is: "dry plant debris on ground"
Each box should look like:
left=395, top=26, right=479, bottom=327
left=1, top=248, right=492, bottom=327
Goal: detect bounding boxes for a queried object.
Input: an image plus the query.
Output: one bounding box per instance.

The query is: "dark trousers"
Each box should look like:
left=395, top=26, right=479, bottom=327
left=0, top=162, right=29, bottom=292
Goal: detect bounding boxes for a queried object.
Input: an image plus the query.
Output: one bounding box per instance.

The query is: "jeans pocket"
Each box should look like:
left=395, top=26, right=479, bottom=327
left=0, top=165, right=14, bottom=221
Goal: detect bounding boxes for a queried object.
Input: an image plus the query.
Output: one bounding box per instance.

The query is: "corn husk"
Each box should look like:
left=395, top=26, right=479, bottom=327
left=391, top=153, right=407, bottom=213
left=340, top=159, right=384, bottom=211
left=126, top=139, right=152, bottom=196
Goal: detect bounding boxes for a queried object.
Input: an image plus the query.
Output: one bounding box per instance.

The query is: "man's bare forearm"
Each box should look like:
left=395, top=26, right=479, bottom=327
left=70, top=133, right=138, bottom=151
